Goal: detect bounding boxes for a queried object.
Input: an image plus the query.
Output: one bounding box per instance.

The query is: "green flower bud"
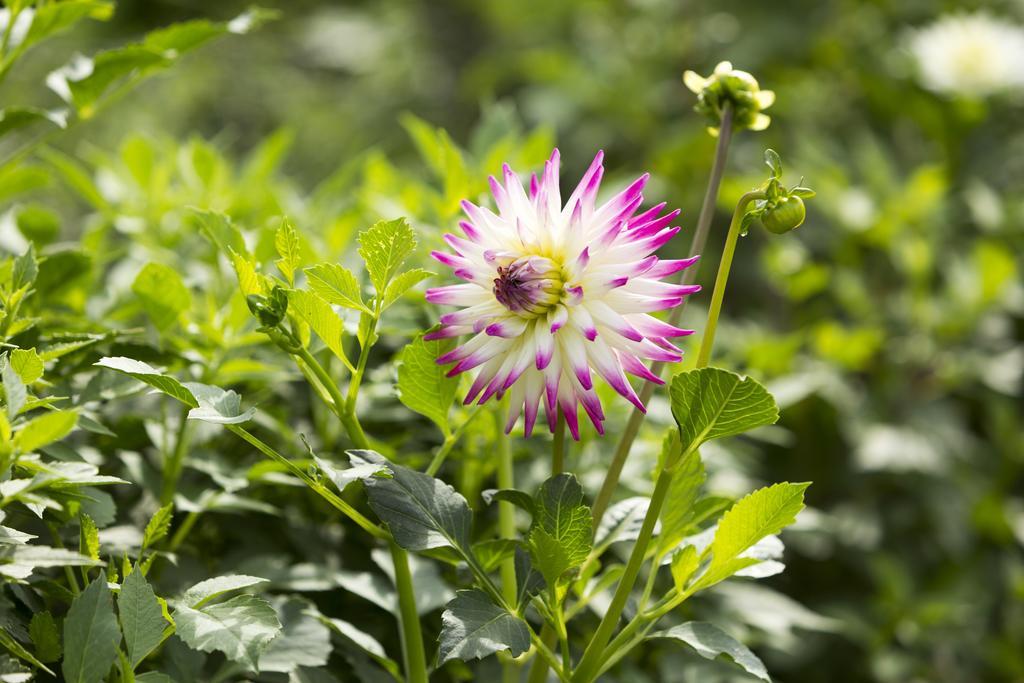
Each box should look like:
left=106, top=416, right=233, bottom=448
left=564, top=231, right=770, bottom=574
left=761, top=196, right=807, bottom=234
left=683, top=61, right=774, bottom=136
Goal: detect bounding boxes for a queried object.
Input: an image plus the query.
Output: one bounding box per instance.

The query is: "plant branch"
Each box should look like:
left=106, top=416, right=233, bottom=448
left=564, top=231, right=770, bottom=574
left=591, top=102, right=735, bottom=526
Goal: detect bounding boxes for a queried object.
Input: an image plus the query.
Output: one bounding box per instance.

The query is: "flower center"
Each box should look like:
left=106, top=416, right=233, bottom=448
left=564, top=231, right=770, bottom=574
left=493, top=256, right=563, bottom=318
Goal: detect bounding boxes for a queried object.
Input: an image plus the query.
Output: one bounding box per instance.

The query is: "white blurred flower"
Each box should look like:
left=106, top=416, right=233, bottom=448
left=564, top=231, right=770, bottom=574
left=909, top=12, right=1024, bottom=97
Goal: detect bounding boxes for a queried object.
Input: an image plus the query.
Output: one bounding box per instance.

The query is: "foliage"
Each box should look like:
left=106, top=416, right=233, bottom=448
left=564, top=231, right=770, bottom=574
left=0, top=1, right=1017, bottom=682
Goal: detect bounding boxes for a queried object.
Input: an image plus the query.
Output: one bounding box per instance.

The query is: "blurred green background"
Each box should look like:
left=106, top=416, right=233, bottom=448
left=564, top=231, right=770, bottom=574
left=9, top=0, right=1023, bottom=681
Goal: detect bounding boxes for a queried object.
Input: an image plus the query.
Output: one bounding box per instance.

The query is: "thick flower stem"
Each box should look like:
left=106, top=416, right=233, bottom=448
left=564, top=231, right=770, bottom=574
left=287, top=343, right=429, bottom=683
left=390, top=541, right=430, bottom=683
left=695, top=190, right=764, bottom=368
left=571, top=461, right=677, bottom=683
left=591, top=102, right=735, bottom=527
left=552, top=411, right=567, bottom=475
left=496, top=436, right=520, bottom=683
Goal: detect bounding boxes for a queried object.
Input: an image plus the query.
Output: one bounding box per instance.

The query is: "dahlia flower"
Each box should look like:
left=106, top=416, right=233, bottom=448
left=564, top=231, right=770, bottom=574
left=909, top=13, right=1024, bottom=97
left=425, top=150, right=698, bottom=440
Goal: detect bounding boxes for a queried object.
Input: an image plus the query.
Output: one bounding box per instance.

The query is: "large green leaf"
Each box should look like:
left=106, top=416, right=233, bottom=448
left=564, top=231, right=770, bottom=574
left=349, top=450, right=471, bottom=553
left=0, top=107, right=67, bottom=141
left=699, top=482, right=809, bottom=588
left=437, top=590, right=530, bottom=664
left=179, top=575, right=268, bottom=608
left=669, top=368, right=778, bottom=455
left=258, top=597, right=331, bottom=673
left=305, top=262, right=372, bottom=315
left=182, top=383, right=255, bottom=425
left=526, top=474, right=592, bottom=590
left=649, top=622, right=769, bottom=681
left=13, top=409, right=77, bottom=453
left=62, top=576, right=121, bottom=683
left=286, top=289, right=347, bottom=362
left=656, top=432, right=706, bottom=555
left=131, top=262, right=191, bottom=330
left=173, top=594, right=281, bottom=672
left=357, top=218, right=416, bottom=296
left=395, top=333, right=458, bottom=435
left=28, top=611, right=60, bottom=664
left=274, top=219, right=301, bottom=285
left=94, top=357, right=198, bottom=408
left=381, top=267, right=432, bottom=310
left=47, top=9, right=275, bottom=118
left=9, top=348, right=43, bottom=385
left=118, top=570, right=169, bottom=668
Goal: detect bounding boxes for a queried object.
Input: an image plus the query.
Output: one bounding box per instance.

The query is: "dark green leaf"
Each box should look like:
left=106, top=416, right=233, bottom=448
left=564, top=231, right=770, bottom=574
left=649, top=622, right=769, bottom=681
left=119, top=570, right=169, bottom=668
left=437, top=590, right=530, bottom=664
left=395, top=333, right=458, bottom=435
left=349, top=450, right=472, bottom=553
left=669, top=368, right=778, bottom=458
left=62, top=576, right=121, bottom=683
left=173, top=594, right=281, bottom=672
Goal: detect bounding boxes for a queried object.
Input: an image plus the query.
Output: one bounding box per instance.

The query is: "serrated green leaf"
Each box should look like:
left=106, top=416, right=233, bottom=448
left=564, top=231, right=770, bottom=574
left=274, top=219, right=301, bottom=285
left=0, top=107, right=67, bottom=141
left=131, top=262, right=191, bottom=331
left=349, top=450, right=471, bottom=553
left=94, top=358, right=198, bottom=408
left=700, top=482, right=809, bottom=588
left=527, top=474, right=592, bottom=589
left=119, top=570, right=169, bottom=668
left=9, top=349, right=43, bottom=385
left=438, top=590, right=530, bottom=664
left=179, top=575, right=268, bottom=609
left=12, top=243, right=37, bottom=290
left=669, top=368, right=779, bottom=458
left=0, top=625, right=53, bottom=675
left=286, top=290, right=347, bottom=363
left=79, top=514, right=99, bottom=561
left=28, top=611, right=61, bottom=663
left=182, top=382, right=254, bottom=425
left=173, top=594, right=281, bottom=672
left=381, top=268, right=432, bottom=310
left=305, top=263, right=371, bottom=315
left=47, top=9, right=274, bottom=118
left=142, top=504, right=173, bottom=549
left=649, top=622, right=770, bottom=681
left=258, top=597, right=331, bottom=673
left=62, top=576, right=121, bottom=683
left=395, top=333, right=458, bottom=435
left=670, top=545, right=699, bottom=593
left=13, top=409, right=77, bottom=453
left=481, top=488, right=535, bottom=516
left=357, top=218, right=416, bottom=296
left=657, top=435, right=706, bottom=556
left=192, top=209, right=248, bottom=258
left=6, top=1, right=113, bottom=66
left=2, top=362, right=25, bottom=421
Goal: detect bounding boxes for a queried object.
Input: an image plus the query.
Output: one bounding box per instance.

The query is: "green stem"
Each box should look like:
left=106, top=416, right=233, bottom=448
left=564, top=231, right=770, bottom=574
left=389, top=541, right=429, bottom=683
left=695, top=191, right=764, bottom=368
left=552, top=412, right=566, bottom=475
left=591, top=102, right=735, bottom=527
left=526, top=413, right=569, bottom=683
left=295, top=346, right=370, bottom=448
left=346, top=328, right=374, bottom=414
left=293, top=324, right=428, bottom=683
left=160, top=408, right=191, bottom=506
left=496, top=438, right=520, bottom=683
left=571, top=464, right=676, bottom=683
left=225, top=425, right=387, bottom=539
